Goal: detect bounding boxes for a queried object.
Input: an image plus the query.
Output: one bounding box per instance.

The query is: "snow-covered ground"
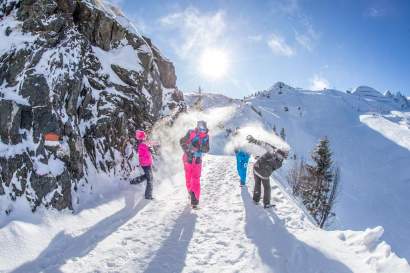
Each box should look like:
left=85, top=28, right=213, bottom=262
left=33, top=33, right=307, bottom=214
left=185, top=84, right=410, bottom=261
left=1, top=83, right=409, bottom=272
left=1, top=155, right=408, bottom=273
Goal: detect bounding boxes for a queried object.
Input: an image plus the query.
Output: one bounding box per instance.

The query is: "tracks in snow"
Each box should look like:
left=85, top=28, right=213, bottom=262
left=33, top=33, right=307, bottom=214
left=18, top=155, right=376, bottom=273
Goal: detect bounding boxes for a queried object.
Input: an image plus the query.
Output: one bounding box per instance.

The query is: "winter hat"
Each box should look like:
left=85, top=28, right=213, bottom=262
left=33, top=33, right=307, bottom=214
left=135, top=130, right=146, bottom=140
left=197, top=120, right=207, bottom=130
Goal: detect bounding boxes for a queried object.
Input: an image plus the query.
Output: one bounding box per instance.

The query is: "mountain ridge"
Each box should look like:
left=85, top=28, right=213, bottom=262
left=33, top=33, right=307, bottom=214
left=184, top=82, right=410, bottom=260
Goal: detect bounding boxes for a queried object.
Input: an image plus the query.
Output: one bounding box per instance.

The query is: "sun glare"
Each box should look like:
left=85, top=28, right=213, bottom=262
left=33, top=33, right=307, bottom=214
left=199, top=48, right=229, bottom=79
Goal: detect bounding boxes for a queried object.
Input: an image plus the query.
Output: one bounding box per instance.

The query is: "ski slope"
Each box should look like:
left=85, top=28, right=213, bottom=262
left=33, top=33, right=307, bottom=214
left=1, top=155, right=408, bottom=273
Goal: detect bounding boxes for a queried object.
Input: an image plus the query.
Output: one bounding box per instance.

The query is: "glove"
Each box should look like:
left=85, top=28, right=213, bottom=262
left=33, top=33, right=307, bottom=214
left=247, top=135, right=257, bottom=144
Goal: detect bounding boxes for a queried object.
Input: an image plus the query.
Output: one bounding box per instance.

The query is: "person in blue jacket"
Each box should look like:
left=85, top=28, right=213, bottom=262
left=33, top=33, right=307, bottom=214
left=235, top=148, right=250, bottom=187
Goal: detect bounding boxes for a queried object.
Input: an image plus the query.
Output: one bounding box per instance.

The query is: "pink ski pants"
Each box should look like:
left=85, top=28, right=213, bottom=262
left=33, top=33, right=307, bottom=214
left=183, top=155, right=202, bottom=201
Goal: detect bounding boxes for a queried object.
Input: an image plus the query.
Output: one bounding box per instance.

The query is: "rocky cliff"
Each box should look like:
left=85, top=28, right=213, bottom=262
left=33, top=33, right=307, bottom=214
left=0, top=0, right=184, bottom=213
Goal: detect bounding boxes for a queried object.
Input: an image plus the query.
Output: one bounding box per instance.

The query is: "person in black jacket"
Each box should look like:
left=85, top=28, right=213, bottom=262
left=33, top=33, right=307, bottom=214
left=246, top=135, right=288, bottom=208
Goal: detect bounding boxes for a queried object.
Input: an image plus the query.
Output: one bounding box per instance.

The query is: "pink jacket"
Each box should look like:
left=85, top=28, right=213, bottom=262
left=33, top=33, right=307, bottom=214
left=138, top=142, right=153, bottom=167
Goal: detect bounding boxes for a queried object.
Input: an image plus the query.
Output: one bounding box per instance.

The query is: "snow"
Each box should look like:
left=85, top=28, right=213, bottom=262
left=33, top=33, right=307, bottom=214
left=0, top=13, right=35, bottom=106
left=0, top=130, right=36, bottom=158
left=33, top=156, right=65, bottom=177
left=34, top=31, right=82, bottom=94
left=1, top=155, right=408, bottom=273
left=184, top=91, right=240, bottom=109
left=1, top=91, right=409, bottom=271
left=184, top=85, right=410, bottom=261
left=0, top=83, right=30, bottom=105
left=92, top=44, right=143, bottom=86
left=0, top=1, right=408, bottom=270
left=360, top=114, right=410, bottom=151
left=353, top=86, right=384, bottom=98
left=0, top=12, right=37, bottom=56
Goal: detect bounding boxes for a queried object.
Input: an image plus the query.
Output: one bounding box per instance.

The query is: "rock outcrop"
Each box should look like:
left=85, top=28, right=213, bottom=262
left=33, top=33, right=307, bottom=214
left=0, top=0, right=184, bottom=213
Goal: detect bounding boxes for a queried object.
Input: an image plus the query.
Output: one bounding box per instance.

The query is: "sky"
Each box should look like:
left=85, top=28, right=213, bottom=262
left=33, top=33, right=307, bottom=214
left=111, top=0, right=410, bottom=98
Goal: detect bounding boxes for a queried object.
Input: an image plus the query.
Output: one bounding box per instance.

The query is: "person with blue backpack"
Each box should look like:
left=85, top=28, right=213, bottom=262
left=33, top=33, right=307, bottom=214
left=235, top=149, right=250, bottom=187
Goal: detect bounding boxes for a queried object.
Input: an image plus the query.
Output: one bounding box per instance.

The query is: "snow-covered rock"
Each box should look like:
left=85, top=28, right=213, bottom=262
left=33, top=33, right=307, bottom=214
left=0, top=0, right=184, bottom=213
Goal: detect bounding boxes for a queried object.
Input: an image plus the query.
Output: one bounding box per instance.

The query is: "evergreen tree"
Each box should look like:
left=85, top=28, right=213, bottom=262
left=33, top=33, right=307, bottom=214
left=280, top=128, right=286, bottom=140
left=301, top=137, right=340, bottom=228
left=272, top=124, right=277, bottom=134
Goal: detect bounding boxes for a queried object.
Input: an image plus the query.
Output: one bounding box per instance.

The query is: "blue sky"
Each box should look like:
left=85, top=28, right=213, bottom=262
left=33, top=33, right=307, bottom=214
left=113, top=0, right=410, bottom=98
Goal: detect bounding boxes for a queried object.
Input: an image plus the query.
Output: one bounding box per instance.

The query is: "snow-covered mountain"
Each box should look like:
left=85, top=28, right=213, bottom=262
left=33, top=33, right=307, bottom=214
left=184, top=91, right=240, bottom=109
left=1, top=73, right=409, bottom=271
left=0, top=1, right=409, bottom=271
left=0, top=0, right=183, bottom=214
left=185, top=83, right=410, bottom=261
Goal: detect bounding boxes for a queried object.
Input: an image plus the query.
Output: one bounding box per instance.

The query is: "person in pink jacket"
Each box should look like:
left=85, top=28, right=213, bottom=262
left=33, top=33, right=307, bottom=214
left=131, top=130, right=154, bottom=200
left=179, top=121, right=210, bottom=209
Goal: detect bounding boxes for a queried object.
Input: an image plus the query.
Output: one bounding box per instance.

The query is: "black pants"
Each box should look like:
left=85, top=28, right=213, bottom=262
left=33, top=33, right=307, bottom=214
left=131, top=166, right=153, bottom=198
left=142, top=166, right=153, bottom=199
left=253, top=174, right=271, bottom=205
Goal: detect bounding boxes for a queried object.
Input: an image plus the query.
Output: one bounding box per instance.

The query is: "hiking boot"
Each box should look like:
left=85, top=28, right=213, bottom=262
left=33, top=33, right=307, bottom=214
left=264, top=204, right=275, bottom=209
left=130, top=177, right=143, bottom=184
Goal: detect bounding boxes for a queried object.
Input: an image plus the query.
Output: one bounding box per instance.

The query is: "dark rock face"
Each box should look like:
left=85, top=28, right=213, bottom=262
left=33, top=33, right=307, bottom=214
left=0, top=0, right=184, bottom=213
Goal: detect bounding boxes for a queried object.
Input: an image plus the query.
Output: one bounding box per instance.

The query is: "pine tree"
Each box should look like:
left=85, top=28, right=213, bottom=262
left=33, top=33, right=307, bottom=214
left=272, top=124, right=277, bottom=134
left=280, top=128, right=286, bottom=140
left=301, top=137, right=339, bottom=228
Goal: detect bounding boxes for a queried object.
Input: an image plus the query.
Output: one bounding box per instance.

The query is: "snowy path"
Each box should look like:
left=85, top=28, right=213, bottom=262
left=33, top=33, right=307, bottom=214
left=7, top=155, right=409, bottom=273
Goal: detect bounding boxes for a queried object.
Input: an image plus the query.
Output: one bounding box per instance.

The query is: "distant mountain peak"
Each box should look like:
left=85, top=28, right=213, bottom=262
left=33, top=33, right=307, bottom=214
left=271, top=81, right=295, bottom=91
left=353, top=86, right=383, bottom=97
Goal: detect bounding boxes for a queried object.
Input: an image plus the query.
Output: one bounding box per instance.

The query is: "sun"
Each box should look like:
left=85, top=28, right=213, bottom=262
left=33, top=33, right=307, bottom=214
left=199, top=48, right=229, bottom=79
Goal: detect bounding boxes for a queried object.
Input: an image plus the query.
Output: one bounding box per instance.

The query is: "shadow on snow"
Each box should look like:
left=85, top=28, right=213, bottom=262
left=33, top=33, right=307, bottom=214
left=143, top=206, right=197, bottom=273
left=241, top=188, right=353, bottom=273
left=11, top=191, right=148, bottom=273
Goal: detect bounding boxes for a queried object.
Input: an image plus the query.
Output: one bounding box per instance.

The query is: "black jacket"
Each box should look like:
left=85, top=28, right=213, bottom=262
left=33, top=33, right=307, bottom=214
left=248, top=137, right=284, bottom=179
left=254, top=152, right=283, bottom=179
